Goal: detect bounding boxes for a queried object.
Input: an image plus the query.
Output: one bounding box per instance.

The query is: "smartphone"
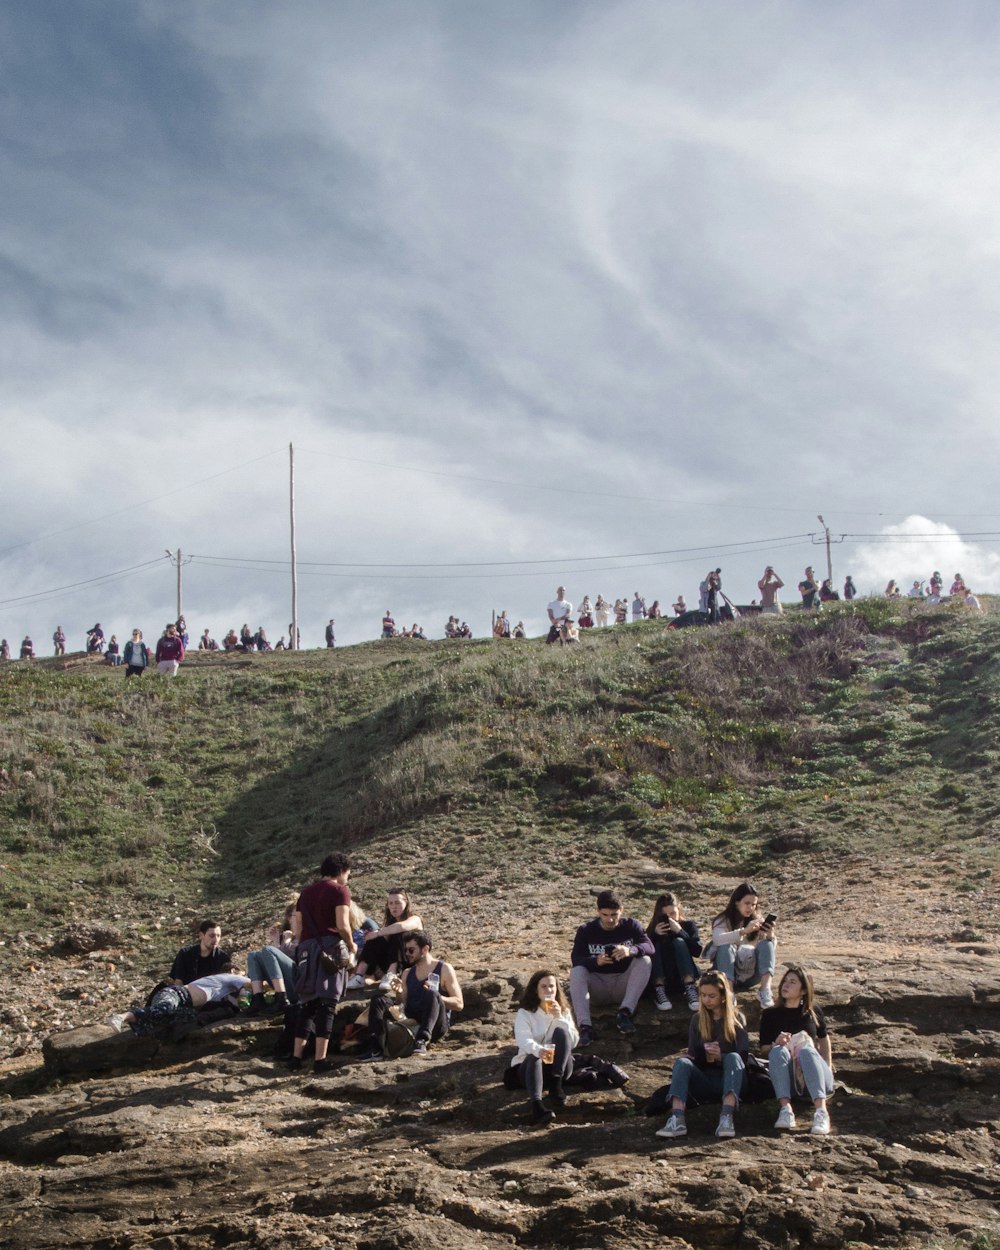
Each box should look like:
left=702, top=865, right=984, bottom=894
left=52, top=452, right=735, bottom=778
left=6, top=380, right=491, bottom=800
left=604, top=944, right=617, bottom=957
left=762, top=913, right=777, bottom=928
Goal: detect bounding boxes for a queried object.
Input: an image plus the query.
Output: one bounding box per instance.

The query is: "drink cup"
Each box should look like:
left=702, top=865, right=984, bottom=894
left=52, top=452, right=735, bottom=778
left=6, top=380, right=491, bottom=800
left=541, top=1045, right=555, bottom=1065
left=426, top=973, right=440, bottom=993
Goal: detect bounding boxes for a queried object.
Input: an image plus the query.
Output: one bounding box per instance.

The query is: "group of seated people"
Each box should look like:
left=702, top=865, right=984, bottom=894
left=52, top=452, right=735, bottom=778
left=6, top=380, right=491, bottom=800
left=443, top=616, right=472, bottom=639
left=107, top=863, right=834, bottom=1139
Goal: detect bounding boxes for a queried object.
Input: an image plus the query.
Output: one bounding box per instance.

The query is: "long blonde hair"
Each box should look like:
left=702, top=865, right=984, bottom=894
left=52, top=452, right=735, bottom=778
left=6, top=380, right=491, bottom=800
left=697, top=970, right=739, bottom=1044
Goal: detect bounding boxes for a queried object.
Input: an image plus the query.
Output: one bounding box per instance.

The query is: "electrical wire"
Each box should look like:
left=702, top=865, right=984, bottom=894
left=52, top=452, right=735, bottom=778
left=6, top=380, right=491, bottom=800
left=0, top=558, right=166, bottom=607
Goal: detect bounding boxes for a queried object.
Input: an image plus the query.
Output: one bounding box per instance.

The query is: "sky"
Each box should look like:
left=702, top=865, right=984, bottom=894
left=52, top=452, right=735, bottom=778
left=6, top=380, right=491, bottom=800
left=3, top=0, right=1000, bottom=651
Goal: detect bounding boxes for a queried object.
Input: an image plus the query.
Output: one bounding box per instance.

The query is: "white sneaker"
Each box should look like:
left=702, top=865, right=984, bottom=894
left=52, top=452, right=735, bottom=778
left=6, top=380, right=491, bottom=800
left=654, top=986, right=672, bottom=1012
left=655, top=1114, right=687, bottom=1138
left=758, top=986, right=774, bottom=1008
left=107, top=1013, right=128, bottom=1033
left=346, top=973, right=366, bottom=991
left=811, top=1108, right=831, bottom=1136
left=715, top=1112, right=736, bottom=1138
left=378, top=972, right=395, bottom=991
left=775, top=1104, right=797, bottom=1131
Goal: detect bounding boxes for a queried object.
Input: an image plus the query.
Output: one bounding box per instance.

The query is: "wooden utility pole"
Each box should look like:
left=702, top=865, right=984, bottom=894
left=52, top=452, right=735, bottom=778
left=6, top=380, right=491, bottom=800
left=165, top=548, right=185, bottom=621
left=290, top=443, right=298, bottom=650
left=817, top=515, right=833, bottom=585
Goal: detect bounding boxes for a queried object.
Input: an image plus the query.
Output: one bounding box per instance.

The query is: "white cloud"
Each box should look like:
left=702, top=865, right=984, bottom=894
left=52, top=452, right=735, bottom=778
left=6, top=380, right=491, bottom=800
left=849, top=515, right=1000, bottom=597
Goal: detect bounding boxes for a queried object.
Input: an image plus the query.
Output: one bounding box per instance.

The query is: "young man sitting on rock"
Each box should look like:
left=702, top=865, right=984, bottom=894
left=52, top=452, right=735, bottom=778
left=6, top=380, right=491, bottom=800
left=170, top=921, right=232, bottom=985
left=570, top=890, right=653, bottom=1046
left=362, top=930, right=463, bottom=1058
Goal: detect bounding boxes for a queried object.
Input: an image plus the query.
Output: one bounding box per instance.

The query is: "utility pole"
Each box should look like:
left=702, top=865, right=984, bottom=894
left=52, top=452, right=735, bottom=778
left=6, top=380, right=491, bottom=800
left=289, top=443, right=298, bottom=650
left=164, top=549, right=190, bottom=621
left=816, top=516, right=833, bottom=586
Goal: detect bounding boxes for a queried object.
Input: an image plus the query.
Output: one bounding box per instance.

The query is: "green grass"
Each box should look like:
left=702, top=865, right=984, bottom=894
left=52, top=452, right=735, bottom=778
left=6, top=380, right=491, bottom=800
left=1, top=602, right=997, bottom=941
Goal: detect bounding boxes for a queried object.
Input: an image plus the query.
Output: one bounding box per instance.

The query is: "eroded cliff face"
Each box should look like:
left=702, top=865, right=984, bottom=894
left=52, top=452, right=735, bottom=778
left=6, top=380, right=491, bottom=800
left=2, top=861, right=999, bottom=1250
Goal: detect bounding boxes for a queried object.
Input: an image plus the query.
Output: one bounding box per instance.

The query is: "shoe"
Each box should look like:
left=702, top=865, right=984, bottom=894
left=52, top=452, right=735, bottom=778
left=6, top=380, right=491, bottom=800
left=346, top=973, right=366, bottom=991
left=378, top=972, right=396, bottom=991
left=811, top=1108, right=831, bottom=1136
left=413, top=1039, right=428, bottom=1055
left=578, top=1025, right=594, bottom=1048
left=655, top=1114, right=687, bottom=1139
left=244, top=993, right=267, bottom=1017
left=685, top=984, right=700, bottom=1011
left=285, top=1057, right=304, bottom=1072
left=775, top=1105, right=797, bottom=1131
left=654, top=987, right=672, bottom=1012
left=356, top=1047, right=384, bottom=1062
left=758, top=986, right=774, bottom=1009
left=615, top=1009, right=636, bottom=1035
left=531, top=1101, right=555, bottom=1126
left=548, top=1084, right=567, bottom=1107
left=312, top=1059, right=335, bottom=1074
left=107, top=1013, right=128, bottom=1033
left=715, top=1112, right=736, bottom=1138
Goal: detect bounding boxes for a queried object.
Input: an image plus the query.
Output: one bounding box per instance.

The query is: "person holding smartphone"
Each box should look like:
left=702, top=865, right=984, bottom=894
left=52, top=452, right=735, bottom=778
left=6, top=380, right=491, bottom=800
left=645, top=892, right=702, bottom=1012
left=506, top=970, right=579, bottom=1125
left=703, top=882, right=777, bottom=1008
left=570, top=890, right=654, bottom=1045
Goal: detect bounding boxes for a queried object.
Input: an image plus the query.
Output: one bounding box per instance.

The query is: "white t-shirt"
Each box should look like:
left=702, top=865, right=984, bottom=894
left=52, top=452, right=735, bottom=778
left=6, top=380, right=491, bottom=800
left=188, top=974, right=248, bottom=1002
left=548, top=598, right=572, bottom=623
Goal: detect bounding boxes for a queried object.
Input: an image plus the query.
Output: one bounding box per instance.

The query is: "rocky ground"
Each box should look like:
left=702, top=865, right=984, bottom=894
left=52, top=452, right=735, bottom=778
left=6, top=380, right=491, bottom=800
left=1, top=855, right=998, bottom=1250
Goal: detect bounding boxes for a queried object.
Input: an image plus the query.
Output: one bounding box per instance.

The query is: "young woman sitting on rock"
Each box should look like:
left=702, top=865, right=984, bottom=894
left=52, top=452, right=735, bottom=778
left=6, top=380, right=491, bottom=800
left=346, top=888, right=423, bottom=992
left=646, top=891, right=702, bottom=1012
left=760, top=964, right=833, bottom=1136
left=704, top=882, right=777, bottom=1007
left=506, top=969, right=579, bottom=1126
left=655, top=970, right=749, bottom=1139
left=108, top=973, right=250, bottom=1036
left=245, top=902, right=299, bottom=1016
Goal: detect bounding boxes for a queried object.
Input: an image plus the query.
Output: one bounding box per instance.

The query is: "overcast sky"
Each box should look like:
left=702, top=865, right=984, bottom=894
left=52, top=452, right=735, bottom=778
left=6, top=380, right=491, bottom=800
left=2, top=0, right=999, bottom=651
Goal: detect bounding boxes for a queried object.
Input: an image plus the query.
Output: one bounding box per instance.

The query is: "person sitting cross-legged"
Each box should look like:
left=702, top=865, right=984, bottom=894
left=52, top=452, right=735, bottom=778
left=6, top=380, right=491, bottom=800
left=569, top=889, right=653, bottom=1046
left=346, top=888, right=423, bottom=992
left=361, top=930, right=462, bottom=1059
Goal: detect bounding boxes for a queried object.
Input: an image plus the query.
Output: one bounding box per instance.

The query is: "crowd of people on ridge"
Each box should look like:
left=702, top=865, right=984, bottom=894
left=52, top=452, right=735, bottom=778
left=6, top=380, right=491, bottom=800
left=106, top=859, right=838, bottom=1139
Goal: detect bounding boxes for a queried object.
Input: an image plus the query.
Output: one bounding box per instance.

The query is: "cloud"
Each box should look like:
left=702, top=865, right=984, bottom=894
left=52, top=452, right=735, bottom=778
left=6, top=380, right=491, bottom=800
left=849, top=515, right=1000, bottom=596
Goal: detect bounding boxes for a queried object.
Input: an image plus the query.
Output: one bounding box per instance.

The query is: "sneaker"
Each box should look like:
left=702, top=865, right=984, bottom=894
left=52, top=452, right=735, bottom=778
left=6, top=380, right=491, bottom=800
left=285, top=1056, right=304, bottom=1072
left=810, top=1108, right=831, bottom=1136
left=654, top=987, right=672, bottom=1012
left=412, top=1038, right=428, bottom=1055
left=346, top=973, right=367, bottom=991
left=107, top=1013, right=128, bottom=1033
left=775, top=1105, right=797, bottom=1131
left=685, top=984, right=700, bottom=1011
left=578, top=1025, right=594, bottom=1048
left=758, top=985, right=774, bottom=1009
left=312, top=1058, right=335, bottom=1075
left=378, top=972, right=396, bottom=991
left=531, top=1102, right=555, bottom=1127
left=715, top=1112, right=736, bottom=1138
left=615, top=1009, right=636, bottom=1035
left=655, top=1114, right=687, bottom=1139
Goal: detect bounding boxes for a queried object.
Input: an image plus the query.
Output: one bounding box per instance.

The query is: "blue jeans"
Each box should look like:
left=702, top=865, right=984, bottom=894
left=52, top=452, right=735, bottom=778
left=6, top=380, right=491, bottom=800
left=247, top=946, right=298, bottom=1003
left=652, top=935, right=698, bottom=986
left=712, top=939, right=776, bottom=989
left=669, top=1053, right=747, bottom=1107
left=769, top=1044, right=834, bottom=1102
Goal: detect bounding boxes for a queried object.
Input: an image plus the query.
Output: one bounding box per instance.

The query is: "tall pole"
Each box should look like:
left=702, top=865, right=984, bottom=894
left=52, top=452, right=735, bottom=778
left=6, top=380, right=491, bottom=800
left=176, top=548, right=182, bottom=621
left=817, top=515, right=833, bottom=585
left=290, top=443, right=298, bottom=650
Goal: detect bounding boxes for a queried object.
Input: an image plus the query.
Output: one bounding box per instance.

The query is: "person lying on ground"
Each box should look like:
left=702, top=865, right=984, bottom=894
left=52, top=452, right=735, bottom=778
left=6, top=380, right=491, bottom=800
left=108, top=973, right=251, bottom=1036
left=569, top=889, right=653, bottom=1046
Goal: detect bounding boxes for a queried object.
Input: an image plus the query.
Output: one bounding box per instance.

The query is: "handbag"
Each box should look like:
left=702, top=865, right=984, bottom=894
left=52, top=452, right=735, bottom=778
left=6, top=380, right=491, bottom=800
left=317, top=939, right=352, bottom=973
left=383, top=1009, right=417, bottom=1059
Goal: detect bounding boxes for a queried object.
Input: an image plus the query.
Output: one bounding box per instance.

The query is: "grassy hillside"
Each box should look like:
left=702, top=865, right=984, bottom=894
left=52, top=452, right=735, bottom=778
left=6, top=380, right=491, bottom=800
left=1, top=600, right=997, bottom=942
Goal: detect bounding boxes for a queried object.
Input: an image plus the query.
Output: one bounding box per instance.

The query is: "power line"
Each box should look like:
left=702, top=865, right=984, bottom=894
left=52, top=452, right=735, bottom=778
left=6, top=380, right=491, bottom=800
left=0, top=558, right=166, bottom=607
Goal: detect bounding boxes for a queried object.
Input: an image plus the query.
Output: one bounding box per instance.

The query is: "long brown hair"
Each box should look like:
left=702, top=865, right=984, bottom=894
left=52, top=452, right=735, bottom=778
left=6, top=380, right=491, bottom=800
left=383, top=888, right=412, bottom=925
left=713, top=881, right=761, bottom=932
left=520, top=969, right=571, bottom=1015
left=696, top=970, right=740, bottom=1044
left=777, top=964, right=818, bottom=1028
left=646, top=891, right=685, bottom=938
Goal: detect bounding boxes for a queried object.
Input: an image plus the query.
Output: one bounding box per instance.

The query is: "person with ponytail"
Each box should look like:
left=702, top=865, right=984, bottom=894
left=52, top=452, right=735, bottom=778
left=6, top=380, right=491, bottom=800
left=704, top=881, right=777, bottom=1008
left=655, top=970, right=749, bottom=1139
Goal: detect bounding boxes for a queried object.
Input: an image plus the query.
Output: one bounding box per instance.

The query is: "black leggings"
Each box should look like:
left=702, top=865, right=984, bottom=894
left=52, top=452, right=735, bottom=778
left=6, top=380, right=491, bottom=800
left=294, top=998, right=337, bottom=1041
left=519, top=1023, right=573, bottom=1099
